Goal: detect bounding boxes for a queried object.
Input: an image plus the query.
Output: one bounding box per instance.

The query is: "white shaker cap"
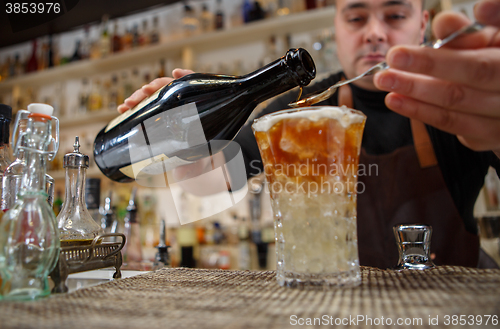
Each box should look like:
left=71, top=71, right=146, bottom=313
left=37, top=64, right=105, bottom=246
left=27, top=103, right=54, bottom=116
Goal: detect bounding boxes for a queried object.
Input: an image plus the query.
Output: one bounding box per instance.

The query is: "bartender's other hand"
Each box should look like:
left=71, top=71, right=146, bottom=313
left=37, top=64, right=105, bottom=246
left=117, top=69, right=194, bottom=114
left=374, top=2, right=500, bottom=153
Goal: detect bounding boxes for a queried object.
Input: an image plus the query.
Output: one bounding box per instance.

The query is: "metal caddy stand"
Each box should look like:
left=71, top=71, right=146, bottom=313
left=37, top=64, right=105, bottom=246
left=50, top=233, right=126, bottom=293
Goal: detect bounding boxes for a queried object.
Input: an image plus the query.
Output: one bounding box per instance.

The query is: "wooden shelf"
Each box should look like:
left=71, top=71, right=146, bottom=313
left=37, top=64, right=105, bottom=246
left=0, top=7, right=336, bottom=93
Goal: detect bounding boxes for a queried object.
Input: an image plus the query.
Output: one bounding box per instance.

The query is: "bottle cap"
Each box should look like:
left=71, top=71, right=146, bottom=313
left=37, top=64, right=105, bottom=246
left=0, top=104, right=12, bottom=121
left=27, top=103, right=54, bottom=117
left=63, top=136, right=89, bottom=168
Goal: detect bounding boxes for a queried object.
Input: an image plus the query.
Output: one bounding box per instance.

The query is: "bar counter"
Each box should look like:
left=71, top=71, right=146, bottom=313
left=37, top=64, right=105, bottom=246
left=1, top=266, right=499, bottom=328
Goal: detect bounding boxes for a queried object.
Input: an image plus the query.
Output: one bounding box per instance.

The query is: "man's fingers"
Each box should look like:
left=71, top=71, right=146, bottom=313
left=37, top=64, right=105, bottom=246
left=374, top=69, right=500, bottom=117
left=142, top=77, right=172, bottom=95
left=172, top=68, right=194, bottom=79
left=431, top=11, right=491, bottom=49
left=474, top=0, right=500, bottom=27
left=385, top=46, right=500, bottom=92
left=384, top=93, right=500, bottom=151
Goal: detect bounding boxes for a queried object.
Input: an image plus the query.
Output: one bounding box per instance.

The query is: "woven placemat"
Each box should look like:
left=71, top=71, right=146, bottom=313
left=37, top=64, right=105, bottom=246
left=0, top=266, right=499, bottom=329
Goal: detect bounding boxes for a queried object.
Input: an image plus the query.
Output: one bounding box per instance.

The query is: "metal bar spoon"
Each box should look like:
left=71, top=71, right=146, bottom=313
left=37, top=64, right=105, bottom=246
left=288, top=22, right=485, bottom=108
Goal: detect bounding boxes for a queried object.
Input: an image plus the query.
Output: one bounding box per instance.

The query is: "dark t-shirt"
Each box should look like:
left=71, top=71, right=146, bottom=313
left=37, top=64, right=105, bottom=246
left=230, top=71, right=500, bottom=234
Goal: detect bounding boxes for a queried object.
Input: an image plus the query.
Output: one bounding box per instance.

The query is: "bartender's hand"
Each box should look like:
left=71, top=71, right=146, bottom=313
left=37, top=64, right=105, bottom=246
left=117, top=69, right=194, bottom=114
left=374, top=0, right=500, bottom=157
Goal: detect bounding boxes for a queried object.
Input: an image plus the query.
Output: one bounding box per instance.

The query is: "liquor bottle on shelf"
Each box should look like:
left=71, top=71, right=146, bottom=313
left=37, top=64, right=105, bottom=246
left=156, top=59, right=166, bottom=79
left=122, top=187, right=143, bottom=263
left=57, top=137, right=104, bottom=247
left=139, top=19, right=150, bottom=46
left=112, top=20, right=122, bottom=53
left=100, top=15, right=111, bottom=57
left=214, top=0, right=225, bottom=30
left=88, top=79, right=103, bottom=112
left=0, top=104, right=60, bottom=300
left=132, top=24, right=140, bottom=48
left=81, top=26, right=91, bottom=59
left=0, top=104, right=12, bottom=216
left=70, top=40, right=82, bottom=62
left=109, top=74, right=122, bottom=109
left=122, top=26, right=133, bottom=51
left=79, top=78, right=90, bottom=114
left=26, top=39, right=39, bottom=73
left=94, top=48, right=316, bottom=182
left=48, top=35, right=55, bottom=67
left=182, top=4, right=200, bottom=36
left=150, top=16, right=160, bottom=44
left=199, top=3, right=213, bottom=32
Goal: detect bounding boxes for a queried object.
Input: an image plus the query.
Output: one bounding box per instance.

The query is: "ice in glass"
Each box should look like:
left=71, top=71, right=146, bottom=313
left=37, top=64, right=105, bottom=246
left=252, top=106, right=366, bottom=287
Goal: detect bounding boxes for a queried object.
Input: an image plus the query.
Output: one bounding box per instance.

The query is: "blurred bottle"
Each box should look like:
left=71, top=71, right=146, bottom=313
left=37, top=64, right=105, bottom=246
left=183, top=4, right=200, bottom=36
left=14, top=53, right=24, bottom=76
left=132, top=24, right=140, bottom=48
left=150, top=16, right=160, bottom=44
left=85, top=178, right=101, bottom=223
left=238, top=217, right=251, bottom=270
left=153, top=219, right=170, bottom=270
left=122, top=71, right=133, bottom=99
left=305, top=0, right=317, bottom=9
left=109, top=74, right=121, bottom=109
left=53, top=190, right=63, bottom=217
left=70, top=40, right=82, bottom=62
left=277, top=0, right=290, bottom=16
left=140, top=19, right=150, bottom=46
left=112, top=20, right=122, bottom=53
left=243, top=0, right=252, bottom=23
left=100, top=191, right=118, bottom=235
left=26, top=39, right=39, bottom=73
left=100, top=15, right=111, bottom=57
left=102, top=79, right=111, bottom=110
left=81, top=26, right=91, bottom=59
left=88, top=79, right=103, bottom=112
left=178, top=225, right=197, bottom=268
left=79, top=78, right=90, bottom=114
left=48, top=35, right=55, bottom=67
left=157, top=58, right=166, bottom=79
left=141, top=194, right=157, bottom=249
left=122, top=26, right=133, bottom=51
left=122, top=188, right=143, bottom=263
left=199, top=3, right=214, bottom=32
left=0, top=104, right=12, bottom=217
left=38, top=39, right=48, bottom=71
left=214, top=0, right=225, bottom=30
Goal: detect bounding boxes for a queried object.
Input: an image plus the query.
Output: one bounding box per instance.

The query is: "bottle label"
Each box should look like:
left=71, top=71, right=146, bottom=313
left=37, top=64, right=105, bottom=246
left=119, top=153, right=193, bottom=179
left=105, top=85, right=167, bottom=132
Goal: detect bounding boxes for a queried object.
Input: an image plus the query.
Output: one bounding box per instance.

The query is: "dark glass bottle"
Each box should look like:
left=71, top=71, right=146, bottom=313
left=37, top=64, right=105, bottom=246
left=93, top=48, right=316, bottom=182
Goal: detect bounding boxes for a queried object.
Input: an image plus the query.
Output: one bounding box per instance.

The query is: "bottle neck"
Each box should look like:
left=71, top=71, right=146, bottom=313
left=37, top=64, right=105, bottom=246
left=61, top=167, right=88, bottom=214
left=20, top=119, right=52, bottom=193
left=242, top=49, right=315, bottom=104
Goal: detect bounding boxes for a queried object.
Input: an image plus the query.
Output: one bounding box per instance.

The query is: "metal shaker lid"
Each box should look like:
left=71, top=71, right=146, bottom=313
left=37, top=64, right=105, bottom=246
left=63, top=136, right=89, bottom=168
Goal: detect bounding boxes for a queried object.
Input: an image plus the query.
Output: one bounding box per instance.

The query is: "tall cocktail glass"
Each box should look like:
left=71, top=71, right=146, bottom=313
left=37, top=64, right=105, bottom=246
left=252, top=106, right=366, bottom=287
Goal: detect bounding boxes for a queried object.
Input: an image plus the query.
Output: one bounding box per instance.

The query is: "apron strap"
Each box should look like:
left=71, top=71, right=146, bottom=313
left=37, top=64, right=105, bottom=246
left=410, top=119, right=438, bottom=168
left=338, top=83, right=438, bottom=168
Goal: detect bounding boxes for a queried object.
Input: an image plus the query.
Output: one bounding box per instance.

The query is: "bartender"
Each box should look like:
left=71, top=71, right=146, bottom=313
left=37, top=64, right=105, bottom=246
left=118, top=0, right=500, bottom=268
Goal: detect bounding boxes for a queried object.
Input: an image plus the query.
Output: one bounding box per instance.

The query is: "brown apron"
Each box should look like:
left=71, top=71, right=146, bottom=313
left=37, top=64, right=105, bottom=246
left=338, top=84, right=480, bottom=269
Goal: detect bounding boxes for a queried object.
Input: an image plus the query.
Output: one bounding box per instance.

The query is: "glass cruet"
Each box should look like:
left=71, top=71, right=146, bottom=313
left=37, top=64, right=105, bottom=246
left=57, top=137, right=104, bottom=247
left=0, top=103, right=60, bottom=300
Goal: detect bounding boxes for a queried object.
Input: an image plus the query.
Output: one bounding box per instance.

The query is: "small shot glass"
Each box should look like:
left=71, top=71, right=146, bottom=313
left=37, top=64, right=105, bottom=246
left=393, top=224, right=435, bottom=270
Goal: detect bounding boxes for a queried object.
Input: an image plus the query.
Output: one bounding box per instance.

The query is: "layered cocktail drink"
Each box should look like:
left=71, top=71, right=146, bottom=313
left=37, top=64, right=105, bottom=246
left=252, top=106, right=366, bottom=287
